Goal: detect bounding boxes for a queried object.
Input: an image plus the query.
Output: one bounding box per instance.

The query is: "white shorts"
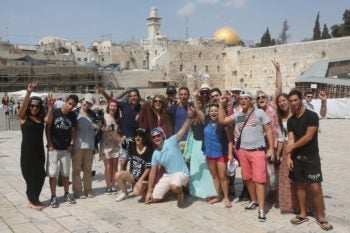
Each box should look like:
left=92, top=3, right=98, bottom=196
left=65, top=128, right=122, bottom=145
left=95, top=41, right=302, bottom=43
left=152, top=172, right=189, bottom=199
left=46, top=149, right=71, bottom=177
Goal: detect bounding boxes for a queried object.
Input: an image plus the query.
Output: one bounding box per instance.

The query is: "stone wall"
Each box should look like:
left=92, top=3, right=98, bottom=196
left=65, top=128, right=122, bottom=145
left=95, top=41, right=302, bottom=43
left=224, top=37, right=350, bottom=95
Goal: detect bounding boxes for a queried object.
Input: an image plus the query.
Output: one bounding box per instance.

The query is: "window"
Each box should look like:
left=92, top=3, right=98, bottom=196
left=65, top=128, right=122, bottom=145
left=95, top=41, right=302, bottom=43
left=180, top=64, right=183, bottom=72
left=84, top=58, right=87, bottom=61
left=205, top=65, right=208, bottom=72
left=199, top=52, right=202, bottom=58
left=194, top=65, right=197, bottom=73
left=143, top=60, right=147, bottom=66
left=101, top=58, right=104, bottom=62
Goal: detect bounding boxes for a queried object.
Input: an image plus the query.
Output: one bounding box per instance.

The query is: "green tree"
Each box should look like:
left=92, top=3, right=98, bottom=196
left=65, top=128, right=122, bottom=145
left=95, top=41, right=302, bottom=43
left=342, top=9, right=350, bottom=36
left=313, top=12, right=321, bottom=40
left=260, top=27, right=272, bottom=47
left=331, top=24, right=343, bottom=37
left=321, top=24, right=331, bottom=39
left=279, top=20, right=291, bottom=44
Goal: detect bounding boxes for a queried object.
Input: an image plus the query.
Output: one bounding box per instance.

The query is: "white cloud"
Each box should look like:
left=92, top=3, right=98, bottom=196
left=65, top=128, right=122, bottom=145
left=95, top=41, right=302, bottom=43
left=196, top=0, right=220, bottom=4
left=177, top=2, right=196, bottom=16
left=224, top=0, right=246, bottom=8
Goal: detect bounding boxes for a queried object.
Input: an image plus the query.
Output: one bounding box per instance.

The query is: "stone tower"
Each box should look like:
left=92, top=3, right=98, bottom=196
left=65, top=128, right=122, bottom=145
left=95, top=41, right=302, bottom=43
left=147, top=7, right=162, bottom=39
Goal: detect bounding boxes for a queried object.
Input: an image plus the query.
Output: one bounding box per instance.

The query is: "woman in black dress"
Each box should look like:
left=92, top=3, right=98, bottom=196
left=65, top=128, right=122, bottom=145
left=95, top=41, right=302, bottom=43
left=18, top=80, right=53, bottom=210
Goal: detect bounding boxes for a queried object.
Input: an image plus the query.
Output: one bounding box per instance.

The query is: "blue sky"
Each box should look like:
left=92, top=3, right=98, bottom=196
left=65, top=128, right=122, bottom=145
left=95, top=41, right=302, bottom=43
left=0, top=0, right=348, bottom=46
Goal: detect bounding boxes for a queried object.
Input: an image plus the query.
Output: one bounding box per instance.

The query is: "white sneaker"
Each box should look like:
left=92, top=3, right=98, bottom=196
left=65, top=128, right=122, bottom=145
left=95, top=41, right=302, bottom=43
left=115, top=192, right=128, bottom=202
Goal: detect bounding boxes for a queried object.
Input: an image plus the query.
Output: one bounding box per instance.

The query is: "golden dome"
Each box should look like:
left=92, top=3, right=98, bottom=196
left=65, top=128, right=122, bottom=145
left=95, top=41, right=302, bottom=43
left=213, top=26, right=240, bottom=45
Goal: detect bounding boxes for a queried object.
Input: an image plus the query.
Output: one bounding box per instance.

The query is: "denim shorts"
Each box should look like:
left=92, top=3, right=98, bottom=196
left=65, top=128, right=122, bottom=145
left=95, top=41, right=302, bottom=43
left=46, top=149, right=72, bottom=177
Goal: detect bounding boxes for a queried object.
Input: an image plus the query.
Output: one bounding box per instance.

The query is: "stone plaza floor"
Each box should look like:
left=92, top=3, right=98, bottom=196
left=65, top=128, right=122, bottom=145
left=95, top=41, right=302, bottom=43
left=0, top=119, right=349, bottom=233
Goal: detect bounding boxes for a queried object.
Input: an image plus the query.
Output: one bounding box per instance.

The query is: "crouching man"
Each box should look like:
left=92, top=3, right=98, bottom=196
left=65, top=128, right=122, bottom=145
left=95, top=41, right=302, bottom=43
left=145, top=107, right=194, bottom=207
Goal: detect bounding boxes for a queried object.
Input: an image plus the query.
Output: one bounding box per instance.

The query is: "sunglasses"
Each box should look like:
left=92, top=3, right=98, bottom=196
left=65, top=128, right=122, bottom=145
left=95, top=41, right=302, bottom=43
left=30, top=104, right=40, bottom=109
left=153, top=99, right=163, bottom=104
left=257, top=95, right=266, bottom=100
left=151, top=134, right=162, bottom=139
left=306, top=95, right=313, bottom=98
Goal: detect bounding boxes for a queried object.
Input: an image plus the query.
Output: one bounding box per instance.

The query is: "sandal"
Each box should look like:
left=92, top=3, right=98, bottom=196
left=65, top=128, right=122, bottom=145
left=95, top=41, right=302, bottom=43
left=290, top=216, right=309, bottom=225
left=316, top=220, right=333, bottom=231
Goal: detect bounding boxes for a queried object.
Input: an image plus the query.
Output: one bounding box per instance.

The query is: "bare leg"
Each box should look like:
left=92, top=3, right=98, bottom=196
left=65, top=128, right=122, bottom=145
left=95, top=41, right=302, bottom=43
left=217, top=162, right=231, bottom=208
left=103, top=160, right=111, bottom=188
left=170, top=184, right=184, bottom=207
left=255, top=182, right=265, bottom=211
left=246, top=179, right=257, bottom=203
left=115, top=171, right=135, bottom=195
left=309, top=183, right=325, bottom=221
left=207, top=160, right=221, bottom=203
left=62, top=176, right=70, bottom=193
left=49, top=177, right=57, bottom=196
left=295, top=182, right=307, bottom=218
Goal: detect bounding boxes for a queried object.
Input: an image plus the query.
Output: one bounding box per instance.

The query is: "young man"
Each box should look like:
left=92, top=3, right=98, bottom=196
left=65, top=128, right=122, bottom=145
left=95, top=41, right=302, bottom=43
left=218, top=91, right=274, bottom=222
left=286, top=89, right=333, bottom=231
left=145, top=107, right=194, bottom=207
left=46, top=94, right=79, bottom=208
left=165, top=85, right=177, bottom=108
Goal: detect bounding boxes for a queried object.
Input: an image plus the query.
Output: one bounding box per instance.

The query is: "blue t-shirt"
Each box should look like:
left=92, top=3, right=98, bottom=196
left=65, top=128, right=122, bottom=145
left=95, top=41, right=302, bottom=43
left=172, top=105, right=188, bottom=140
left=151, top=135, right=189, bottom=175
left=204, top=122, right=226, bottom=157
left=118, top=101, right=140, bottom=138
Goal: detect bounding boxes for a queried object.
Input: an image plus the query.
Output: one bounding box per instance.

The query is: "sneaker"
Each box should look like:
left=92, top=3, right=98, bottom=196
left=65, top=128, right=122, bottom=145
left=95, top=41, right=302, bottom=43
left=105, top=188, right=112, bottom=195
left=258, top=210, right=266, bottom=222
left=50, top=195, right=58, bottom=208
left=245, top=201, right=258, bottom=210
left=115, top=192, right=128, bottom=202
left=64, top=192, right=76, bottom=204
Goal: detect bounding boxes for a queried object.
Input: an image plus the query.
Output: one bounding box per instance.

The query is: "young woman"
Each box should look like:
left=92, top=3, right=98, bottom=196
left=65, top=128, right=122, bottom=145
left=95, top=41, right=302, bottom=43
left=184, top=97, right=217, bottom=199
left=18, top=80, right=53, bottom=210
left=99, top=99, right=121, bottom=194
left=114, top=128, right=154, bottom=201
left=137, top=94, right=172, bottom=137
left=199, top=101, right=233, bottom=208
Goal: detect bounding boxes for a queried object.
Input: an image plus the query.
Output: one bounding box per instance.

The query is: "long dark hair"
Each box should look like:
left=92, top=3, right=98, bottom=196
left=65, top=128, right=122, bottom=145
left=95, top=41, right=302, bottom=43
left=275, top=93, right=289, bottom=138
left=26, top=96, right=45, bottom=121
left=106, top=100, right=120, bottom=126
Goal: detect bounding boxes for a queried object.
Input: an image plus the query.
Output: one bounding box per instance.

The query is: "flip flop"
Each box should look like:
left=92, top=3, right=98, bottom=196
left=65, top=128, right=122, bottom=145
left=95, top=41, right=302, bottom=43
left=316, top=220, right=333, bottom=231
left=290, top=216, right=309, bottom=225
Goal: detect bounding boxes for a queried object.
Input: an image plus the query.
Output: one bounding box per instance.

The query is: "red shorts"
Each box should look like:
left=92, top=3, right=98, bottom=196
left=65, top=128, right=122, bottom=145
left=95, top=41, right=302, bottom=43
left=237, top=149, right=266, bottom=183
left=206, top=155, right=228, bottom=164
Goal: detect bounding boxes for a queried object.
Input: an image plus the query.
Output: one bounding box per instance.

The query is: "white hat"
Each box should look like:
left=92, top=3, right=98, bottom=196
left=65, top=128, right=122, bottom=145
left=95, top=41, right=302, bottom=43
left=200, top=83, right=211, bottom=91
left=84, top=93, right=95, bottom=105
left=230, top=85, right=242, bottom=92
left=240, top=91, right=252, bottom=99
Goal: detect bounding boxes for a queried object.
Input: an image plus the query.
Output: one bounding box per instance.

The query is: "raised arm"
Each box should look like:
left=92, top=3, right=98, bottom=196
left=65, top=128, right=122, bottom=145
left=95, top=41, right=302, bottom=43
left=192, top=87, right=205, bottom=123
left=96, top=86, right=112, bottom=101
left=44, top=94, right=55, bottom=125
left=175, top=106, right=194, bottom=141
left=318, top=90, right=327, bottom=118
left=18, top=80, right=37, bottom=122
left=218, top=96, right=235, bottom=125
left=271, top=59, right=282, bottom=107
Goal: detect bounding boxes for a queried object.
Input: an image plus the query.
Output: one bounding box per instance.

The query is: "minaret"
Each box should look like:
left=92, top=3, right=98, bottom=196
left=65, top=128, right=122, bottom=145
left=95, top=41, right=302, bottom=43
left=147, top=7, right=162, bottom=39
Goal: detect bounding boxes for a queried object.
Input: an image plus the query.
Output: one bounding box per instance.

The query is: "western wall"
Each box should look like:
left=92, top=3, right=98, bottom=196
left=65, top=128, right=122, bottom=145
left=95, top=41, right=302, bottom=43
left=223, top=36, right=350, bottom=96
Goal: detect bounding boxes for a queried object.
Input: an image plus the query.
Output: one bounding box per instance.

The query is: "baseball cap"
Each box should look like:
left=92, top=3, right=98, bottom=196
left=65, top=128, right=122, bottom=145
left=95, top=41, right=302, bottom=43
left=166, top=85, right=177, bottom=94
left=240, top=91, right=252, bottom=99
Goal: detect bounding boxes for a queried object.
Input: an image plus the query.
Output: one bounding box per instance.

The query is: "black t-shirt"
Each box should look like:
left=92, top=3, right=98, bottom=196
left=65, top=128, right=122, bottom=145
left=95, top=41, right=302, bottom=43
left=287, top=109, right=319, bottom=157
left=50, top=108, right=78, bottom=150
left=128, top=145, right=153, bottom=181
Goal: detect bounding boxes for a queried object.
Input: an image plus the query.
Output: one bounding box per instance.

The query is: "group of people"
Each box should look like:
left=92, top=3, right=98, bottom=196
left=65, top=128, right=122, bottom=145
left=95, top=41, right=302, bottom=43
left=19, top=60, right=333, bottom=231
